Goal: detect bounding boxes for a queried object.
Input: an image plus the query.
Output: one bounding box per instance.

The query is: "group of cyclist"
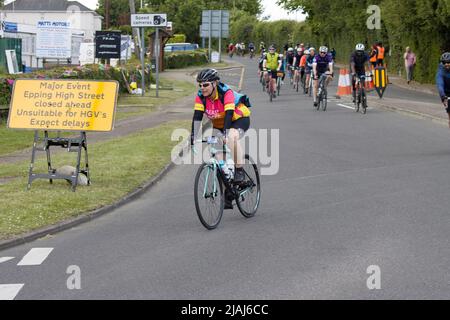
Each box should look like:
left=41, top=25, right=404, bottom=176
left=258, top=42, right=335, bottom=108
left=190, top=48, right=450, bottom=209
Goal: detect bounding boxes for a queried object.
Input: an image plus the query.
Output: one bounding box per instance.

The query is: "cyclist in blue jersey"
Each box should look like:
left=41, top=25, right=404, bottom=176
left=436, top=52, right=450, bottom=127
left=312, top=46, right=334, bottom=107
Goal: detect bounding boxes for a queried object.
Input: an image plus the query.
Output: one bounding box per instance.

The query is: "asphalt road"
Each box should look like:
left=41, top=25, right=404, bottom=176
left=1, top=56, right=449, bottom=300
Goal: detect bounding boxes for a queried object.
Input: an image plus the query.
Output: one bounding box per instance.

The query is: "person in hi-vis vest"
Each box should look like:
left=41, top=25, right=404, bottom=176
left=369, top=44, right=378, bottom=70
left=376, top=42, right=385, bottom=67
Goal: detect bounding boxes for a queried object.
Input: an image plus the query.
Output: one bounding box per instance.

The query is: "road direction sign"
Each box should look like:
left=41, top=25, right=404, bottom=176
left=200, top=10, right=229, bottom=38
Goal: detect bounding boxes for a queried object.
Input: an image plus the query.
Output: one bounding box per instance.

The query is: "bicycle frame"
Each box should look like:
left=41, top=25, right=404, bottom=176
left=201, top=137, right=254, bottom=201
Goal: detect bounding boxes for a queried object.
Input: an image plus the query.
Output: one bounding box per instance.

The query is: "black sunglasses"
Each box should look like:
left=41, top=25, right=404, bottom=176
left=199, top=82, right=211, bottom=88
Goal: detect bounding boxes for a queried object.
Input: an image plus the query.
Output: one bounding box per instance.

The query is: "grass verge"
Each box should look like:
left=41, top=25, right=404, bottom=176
left=0, top=120, right=190, bottom=240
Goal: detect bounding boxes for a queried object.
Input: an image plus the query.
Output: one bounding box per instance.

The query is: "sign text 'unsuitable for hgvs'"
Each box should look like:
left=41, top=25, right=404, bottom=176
left=8, top=79, right=118, bottom=131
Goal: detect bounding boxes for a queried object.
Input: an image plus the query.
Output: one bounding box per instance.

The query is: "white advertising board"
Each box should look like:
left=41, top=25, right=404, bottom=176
left=36, top=21, right=71, bottom=59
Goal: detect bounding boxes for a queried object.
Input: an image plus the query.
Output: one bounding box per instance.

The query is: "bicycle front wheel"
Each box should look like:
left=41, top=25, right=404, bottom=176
left=194, top=163, right=224, bottom=230
left=361, top=89, right=367, bottom=114
left=235, top=155, right=261, bottom=218
left=277, top=78, right=281, bottom=96
left=322, top=89, right=327, bottom=111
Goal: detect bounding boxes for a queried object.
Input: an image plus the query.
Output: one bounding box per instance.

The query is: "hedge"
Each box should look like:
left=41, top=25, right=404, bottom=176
left=164, top=50, right=209, bottom=69
left=0, top=63, right=155, bottom=109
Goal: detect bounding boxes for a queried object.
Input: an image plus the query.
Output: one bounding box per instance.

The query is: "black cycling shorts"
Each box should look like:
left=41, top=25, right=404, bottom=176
left=215, top=117, right=250, bottom=138
left=266, top=70, right=278, bottom=79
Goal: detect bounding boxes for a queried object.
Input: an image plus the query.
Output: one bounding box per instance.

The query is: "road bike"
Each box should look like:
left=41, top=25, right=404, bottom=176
left=306, top=72, right=313, bottom=96
left=259, top=70, right=265, bottom=92
left=249, top=49, right=255, bottom=59
left=353, top=74, right=369, bottom=114
left=316, top=72, right=330, bottom=111
left=300, top=68, right=306, bottom=94
left=287, top=66, right=294, bottom=87
left=264, top=70, right=276, bottom=102
left=293, top=67, right=300, bottom=92
left=276, top=71, right=284, bottom=97
left=193, top=136, right=261, bottom=230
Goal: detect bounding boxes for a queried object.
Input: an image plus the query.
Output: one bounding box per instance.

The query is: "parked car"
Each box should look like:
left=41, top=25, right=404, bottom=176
left=164, top=43, right=199, bottom=52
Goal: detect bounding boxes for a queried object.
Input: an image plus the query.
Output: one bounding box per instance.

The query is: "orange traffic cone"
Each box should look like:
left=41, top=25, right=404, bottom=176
left=336, top=69, right=352, bottom=97
left=365, top=73, right=375, bottom=92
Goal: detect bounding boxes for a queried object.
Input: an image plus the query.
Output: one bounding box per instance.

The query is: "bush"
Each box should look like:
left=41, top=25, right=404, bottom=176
left=167, top=34, right=187, bottom=44
left=164, top=50, right=208, bottom=69
left=0, top=62, right=156, bottom=118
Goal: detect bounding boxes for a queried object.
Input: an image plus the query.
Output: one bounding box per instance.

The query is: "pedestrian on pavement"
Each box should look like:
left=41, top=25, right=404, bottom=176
left=436, top=52, right=450, bottom=127
left=404, top=47, right=417, bottom=84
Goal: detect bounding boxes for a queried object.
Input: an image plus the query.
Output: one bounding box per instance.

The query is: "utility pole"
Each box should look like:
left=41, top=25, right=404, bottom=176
left=129, top=0, right=141, bottom=56
left=105, top=0, right=110, bottom=29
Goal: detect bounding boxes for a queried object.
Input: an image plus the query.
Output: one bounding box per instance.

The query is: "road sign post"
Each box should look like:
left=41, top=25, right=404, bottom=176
left=131, top=13, right=167, bottom=98
left=155, top=27, right=159, bottom=97
left=141, top=27, right=145, bottom=96
left=201, top=10, right=229, bottom=63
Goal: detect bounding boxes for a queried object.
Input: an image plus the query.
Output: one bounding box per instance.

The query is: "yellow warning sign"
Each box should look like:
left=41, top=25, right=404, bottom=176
left=7, top=79, right=119, bottom=131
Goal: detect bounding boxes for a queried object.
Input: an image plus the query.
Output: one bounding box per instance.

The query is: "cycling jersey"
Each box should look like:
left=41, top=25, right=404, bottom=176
left=293, top=52, right=303, bottom=67
left=300, top=55, right=307, bottom=68
left=286, top=52, right=295, bottom=65
left=264, top=52, right=281, bottom=70
left=305, top=55, right=315, bottom=72
left=313, top=53, right=333, bottom=74
left=194, top=85, right=251, bottom=129
left=436, top=63, right=450, bottom=100
left=350, top=51, right=370, bottom=74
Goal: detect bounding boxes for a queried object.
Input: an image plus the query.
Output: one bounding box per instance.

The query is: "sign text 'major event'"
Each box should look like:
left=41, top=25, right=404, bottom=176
left=8, top=79, right=118, bottom=132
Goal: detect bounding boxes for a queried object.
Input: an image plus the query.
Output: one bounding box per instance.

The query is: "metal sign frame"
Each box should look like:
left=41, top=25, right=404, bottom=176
left=201, top=10, right=229, bottom=62
left=27, top=131, right=90, bottom=192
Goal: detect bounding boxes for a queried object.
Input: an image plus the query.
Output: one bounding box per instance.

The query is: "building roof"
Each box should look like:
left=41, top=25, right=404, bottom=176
left=3, top=0, right=101, bottom=16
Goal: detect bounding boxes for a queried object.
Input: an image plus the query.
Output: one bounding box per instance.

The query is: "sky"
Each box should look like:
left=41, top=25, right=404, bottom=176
left=71, top=0, right=306, bottom=22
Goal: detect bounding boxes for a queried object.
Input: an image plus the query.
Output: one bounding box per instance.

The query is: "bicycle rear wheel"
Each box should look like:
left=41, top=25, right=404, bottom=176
left=194, top=163, right=224, bottom=230
left=235, top=155, right=261, bottom=218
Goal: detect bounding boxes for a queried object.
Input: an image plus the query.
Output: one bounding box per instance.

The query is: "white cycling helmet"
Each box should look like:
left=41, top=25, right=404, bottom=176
left=319, top=46, right=328, bottom=53
left=309, top=47, right=315, bottom=52
left=355, top=43, right=365, bottom=51
left=304, top=49, right=310, bottom=55
left=288, top=47, right=294, bottom=52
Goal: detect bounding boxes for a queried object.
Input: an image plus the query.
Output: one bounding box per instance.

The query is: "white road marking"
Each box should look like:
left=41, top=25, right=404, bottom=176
left=337, top=103, right=355, bottom=110
left=0, top=257, right=14, bottom=264
left=17, top=248, right=54, bottom=266
left=0, top=284, right=24, bottom=300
